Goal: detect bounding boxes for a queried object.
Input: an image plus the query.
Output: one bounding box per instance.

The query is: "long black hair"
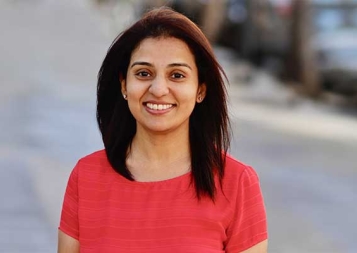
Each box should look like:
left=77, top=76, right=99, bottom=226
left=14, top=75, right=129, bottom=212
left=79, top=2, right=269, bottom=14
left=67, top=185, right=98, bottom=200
left=97, top=7, right=230, bottom=201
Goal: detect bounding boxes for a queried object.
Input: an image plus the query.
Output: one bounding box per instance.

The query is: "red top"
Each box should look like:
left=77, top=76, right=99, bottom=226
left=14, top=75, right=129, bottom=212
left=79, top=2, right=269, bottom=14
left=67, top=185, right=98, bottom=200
left=59, top=150, right=267, bottom=252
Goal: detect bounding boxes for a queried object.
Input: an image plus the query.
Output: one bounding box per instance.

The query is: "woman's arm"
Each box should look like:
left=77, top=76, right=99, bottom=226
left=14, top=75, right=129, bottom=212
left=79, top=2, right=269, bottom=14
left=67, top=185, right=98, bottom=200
left=58, top=230, right=79, bottom=253
left=240, top=240, right=268, bottom=253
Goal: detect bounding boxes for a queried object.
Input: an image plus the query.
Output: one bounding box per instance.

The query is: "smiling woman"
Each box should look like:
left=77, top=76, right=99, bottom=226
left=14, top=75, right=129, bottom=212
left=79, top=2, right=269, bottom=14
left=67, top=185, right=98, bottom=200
left=123, top=37, right=201, bottom=135
left=58, top=7, right=267, bottom=253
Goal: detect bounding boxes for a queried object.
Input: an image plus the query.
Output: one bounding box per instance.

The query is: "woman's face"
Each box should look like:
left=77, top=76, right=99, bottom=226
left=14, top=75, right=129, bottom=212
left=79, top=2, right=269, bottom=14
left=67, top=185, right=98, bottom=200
left=122, top=37, right=206, bottom=135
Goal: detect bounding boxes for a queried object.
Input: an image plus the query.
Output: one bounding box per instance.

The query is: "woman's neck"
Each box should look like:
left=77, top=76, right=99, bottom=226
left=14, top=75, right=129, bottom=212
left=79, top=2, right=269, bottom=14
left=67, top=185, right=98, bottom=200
left=126, top=127, right=191, bottom=181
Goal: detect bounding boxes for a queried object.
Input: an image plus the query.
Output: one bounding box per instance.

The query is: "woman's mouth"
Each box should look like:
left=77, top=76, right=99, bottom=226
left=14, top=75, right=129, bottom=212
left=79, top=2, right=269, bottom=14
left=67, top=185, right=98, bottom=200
left=145, top=103, right=174, bottom=111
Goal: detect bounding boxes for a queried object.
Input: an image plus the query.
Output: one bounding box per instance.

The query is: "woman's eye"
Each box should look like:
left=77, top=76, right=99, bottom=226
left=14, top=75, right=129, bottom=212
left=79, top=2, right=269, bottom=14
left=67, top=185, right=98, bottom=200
left=171, top=73, right=184, bottom=79
left=136, top=71, right=151, bottom=77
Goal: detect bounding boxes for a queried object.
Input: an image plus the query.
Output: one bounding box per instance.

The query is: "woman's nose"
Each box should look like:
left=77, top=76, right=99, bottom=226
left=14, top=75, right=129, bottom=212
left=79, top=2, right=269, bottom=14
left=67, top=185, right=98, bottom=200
left=149, top=75, right=169, bottom=97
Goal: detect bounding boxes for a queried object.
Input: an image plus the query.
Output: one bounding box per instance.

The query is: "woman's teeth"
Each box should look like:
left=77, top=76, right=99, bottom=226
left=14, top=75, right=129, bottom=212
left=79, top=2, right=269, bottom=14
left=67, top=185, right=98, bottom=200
left=146, top=103, right=173, bottom=110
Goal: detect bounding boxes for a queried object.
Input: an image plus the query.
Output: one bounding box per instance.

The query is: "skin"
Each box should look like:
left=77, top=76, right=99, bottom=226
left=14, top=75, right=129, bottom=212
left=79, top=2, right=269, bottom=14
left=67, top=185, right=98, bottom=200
left=58, top=36, right=268, bottom=253
left=122, top=37, right=205, bottom=136
left=121, top=37, right=206, bottom=181
left=58, top=230, right=79, bottom=253
left=241, top=240, right=268, bottom=253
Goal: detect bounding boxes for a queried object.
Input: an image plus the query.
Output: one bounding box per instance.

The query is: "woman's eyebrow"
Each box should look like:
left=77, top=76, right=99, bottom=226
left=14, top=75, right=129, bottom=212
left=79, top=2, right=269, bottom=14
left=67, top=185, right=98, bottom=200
left=130, top=61, right=153, bottom=68
left=168, top=63, right=192, bottom=70
left=130, top=62, right=192, bottom=70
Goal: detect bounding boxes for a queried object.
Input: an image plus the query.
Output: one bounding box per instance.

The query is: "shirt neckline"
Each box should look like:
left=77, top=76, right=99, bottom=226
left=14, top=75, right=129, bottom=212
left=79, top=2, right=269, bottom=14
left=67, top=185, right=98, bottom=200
left=111, top=167, right=192, bottom=186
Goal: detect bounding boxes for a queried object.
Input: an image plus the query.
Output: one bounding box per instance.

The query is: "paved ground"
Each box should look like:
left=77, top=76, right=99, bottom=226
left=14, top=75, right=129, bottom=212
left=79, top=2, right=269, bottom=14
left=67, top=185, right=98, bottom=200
left=1, top=1, right=356, bottom=252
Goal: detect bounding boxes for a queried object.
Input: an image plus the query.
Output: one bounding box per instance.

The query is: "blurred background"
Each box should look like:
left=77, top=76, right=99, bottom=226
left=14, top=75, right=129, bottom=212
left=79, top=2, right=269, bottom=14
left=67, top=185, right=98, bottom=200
left=1, top=0, right=356, bottom=252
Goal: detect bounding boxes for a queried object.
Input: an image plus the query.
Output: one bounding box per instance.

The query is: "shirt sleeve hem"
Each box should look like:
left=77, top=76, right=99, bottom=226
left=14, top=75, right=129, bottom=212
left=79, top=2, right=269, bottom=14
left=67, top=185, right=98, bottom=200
left=58, top=226, right=79, bottom=241
left=234, top=233, right=268, bottom=252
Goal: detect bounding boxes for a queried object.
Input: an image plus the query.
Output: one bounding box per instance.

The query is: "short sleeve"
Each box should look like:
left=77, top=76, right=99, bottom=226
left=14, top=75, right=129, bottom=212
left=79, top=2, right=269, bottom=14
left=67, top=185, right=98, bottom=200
left=225, top=166, right=268, bottom=252
left=58, top=162, right=80, bottom=240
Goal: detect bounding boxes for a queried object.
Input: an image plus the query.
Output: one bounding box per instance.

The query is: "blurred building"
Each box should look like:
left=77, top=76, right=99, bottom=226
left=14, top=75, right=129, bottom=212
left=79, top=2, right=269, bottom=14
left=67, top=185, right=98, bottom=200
left=289, top=0, right=357, bottom=96
left=110, top=0, right=357, bottom=97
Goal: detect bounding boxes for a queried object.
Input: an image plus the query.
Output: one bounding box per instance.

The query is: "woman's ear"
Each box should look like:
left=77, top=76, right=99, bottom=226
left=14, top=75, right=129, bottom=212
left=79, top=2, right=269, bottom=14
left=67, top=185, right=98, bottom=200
left=196, top=83, right=207, bottom=103
left=120, top=75, right=127, bottom=99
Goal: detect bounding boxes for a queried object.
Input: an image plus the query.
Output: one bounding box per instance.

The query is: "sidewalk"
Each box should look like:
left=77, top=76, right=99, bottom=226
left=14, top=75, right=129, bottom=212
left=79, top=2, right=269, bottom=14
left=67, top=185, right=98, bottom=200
left=0, top=1, right=107, bottom=251
left=0, top=151, right=54, bottom=253
left=1, top=1, right=356, bottom=252
left=215, top=48, right=357, bottom=144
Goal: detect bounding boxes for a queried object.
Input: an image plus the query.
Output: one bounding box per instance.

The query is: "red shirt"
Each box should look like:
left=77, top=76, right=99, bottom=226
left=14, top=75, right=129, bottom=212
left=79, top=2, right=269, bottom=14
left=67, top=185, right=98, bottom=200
left=59, top=150, right=267, bottom=252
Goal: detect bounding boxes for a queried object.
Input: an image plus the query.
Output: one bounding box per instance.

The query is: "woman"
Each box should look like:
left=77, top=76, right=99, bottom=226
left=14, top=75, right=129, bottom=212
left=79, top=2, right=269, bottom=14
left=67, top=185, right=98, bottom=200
left=58, top=7, right=268, bottom=253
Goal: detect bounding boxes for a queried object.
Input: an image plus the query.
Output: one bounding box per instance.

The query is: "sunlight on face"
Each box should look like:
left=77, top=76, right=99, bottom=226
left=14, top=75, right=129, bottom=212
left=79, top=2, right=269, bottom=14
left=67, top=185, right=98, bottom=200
left=122, top=37, right=205, bottom=135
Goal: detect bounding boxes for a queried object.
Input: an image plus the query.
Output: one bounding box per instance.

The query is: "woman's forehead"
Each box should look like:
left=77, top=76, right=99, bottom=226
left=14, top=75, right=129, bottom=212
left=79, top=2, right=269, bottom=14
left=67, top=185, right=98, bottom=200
left=130, top=37, right=196, bottom=66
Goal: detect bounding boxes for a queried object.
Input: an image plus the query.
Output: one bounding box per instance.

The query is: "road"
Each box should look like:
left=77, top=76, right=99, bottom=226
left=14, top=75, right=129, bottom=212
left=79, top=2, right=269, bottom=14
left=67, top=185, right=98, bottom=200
left=1, top=1, right=356, bottom=252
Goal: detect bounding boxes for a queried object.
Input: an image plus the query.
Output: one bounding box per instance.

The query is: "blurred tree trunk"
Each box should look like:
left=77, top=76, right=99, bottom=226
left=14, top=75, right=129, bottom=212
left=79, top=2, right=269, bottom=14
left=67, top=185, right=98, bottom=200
left=200, top=0, right=226, bottom=43
left=149, top=0, right=167, bottom=7
left=289, top=0, right=321, bottom=97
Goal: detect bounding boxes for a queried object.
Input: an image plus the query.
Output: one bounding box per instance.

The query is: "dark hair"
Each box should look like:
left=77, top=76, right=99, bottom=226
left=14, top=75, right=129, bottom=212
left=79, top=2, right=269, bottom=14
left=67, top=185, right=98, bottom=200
left=97, top=7, right=230, bottom=200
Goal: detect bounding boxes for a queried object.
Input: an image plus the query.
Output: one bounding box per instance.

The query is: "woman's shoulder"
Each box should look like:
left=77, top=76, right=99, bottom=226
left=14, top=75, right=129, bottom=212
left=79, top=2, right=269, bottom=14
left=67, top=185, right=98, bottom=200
left=79, top=149, right=107, bottom=161
left=220, top=154, right=263, bottom=205
left=74, top=149, right=111, bottom=173
left=223, top=153, right=260, bottom=184
left=225, top=154, right=252, bottom=174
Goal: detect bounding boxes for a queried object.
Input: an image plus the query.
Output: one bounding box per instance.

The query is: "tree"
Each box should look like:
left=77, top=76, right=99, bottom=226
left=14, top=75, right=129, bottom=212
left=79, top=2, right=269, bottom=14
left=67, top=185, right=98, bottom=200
left=289, top=0, right=321, bottom=97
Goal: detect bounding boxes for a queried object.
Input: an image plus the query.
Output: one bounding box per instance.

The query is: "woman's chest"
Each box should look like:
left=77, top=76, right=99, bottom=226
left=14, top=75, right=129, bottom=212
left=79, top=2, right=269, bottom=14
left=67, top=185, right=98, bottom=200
left=77, top=180, right=232, bottom=252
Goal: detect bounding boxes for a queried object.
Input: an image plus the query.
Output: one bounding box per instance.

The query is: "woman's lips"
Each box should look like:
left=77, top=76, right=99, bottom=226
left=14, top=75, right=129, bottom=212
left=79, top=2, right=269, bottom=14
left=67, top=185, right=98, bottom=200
left=144, top=102, right=176, bottom=113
